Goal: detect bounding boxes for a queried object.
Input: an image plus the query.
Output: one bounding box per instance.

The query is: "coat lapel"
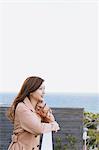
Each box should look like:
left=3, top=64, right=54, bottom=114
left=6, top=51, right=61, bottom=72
left=23, top=97, right=35, bottom=113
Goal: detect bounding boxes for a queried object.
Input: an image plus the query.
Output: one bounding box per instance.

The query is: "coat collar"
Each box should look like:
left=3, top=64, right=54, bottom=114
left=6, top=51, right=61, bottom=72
left=23, top=97, right=35, bottom=113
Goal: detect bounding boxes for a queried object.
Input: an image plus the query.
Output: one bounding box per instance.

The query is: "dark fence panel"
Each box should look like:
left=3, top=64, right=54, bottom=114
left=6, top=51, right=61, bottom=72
left=0, top=107, right=83, bottom=150
left=52, top=108, right=83, bottom=150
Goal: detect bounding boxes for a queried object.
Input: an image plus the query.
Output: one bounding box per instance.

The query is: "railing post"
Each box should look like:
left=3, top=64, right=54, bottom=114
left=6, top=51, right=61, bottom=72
left=41, top=132, right=53, bottom=150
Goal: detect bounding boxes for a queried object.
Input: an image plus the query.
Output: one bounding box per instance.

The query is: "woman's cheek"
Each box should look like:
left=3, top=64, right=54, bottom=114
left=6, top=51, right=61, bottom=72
left=36, top=93, right=41, bottom=100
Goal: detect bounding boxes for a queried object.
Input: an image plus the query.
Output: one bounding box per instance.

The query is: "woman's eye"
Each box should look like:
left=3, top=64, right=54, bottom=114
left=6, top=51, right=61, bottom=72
left=39, top=86, right=45, bottom=90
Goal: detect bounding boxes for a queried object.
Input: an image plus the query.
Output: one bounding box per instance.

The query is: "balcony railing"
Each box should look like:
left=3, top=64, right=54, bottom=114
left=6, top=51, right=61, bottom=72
left=41, top=132, right=53, bottom=150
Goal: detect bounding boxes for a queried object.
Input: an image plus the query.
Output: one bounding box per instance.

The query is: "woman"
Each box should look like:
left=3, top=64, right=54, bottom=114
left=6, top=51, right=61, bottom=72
left=7, top=76, right=60, bottom=150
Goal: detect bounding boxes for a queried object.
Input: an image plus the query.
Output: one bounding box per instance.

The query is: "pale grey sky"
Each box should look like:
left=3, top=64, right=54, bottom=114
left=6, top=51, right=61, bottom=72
left=0, top=0, right=98, bottom=93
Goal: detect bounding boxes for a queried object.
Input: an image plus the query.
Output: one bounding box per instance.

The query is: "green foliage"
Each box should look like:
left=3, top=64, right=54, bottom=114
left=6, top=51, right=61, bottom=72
left=55, top=134, right=77, bottom=150
left=65, top=134, right=77, bottom=150
left=83, top=111, right=99, bottom=149
left=54, top=111, right=99, bottom=149
left=55, top=136, right=62, bottom=150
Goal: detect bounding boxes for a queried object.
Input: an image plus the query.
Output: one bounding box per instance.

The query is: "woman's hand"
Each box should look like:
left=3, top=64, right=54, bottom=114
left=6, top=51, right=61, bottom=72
left=35, top=100, right=55, bottom=123
left=35, top=100, right=49, bottom=117
left=51, top=121, right=60, bottom=132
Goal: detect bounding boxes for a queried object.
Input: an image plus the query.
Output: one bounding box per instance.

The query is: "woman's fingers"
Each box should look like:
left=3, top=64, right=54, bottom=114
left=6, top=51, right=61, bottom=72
left=51, top=121, right=60, bottom=132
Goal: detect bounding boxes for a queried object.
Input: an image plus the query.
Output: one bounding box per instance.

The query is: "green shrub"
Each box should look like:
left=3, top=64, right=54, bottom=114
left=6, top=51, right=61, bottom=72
left=83, top=112, right=99, bottom=149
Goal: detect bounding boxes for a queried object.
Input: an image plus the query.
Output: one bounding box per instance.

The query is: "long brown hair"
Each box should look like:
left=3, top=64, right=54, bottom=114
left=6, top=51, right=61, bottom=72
left=7, top=76, right=44, bottom=123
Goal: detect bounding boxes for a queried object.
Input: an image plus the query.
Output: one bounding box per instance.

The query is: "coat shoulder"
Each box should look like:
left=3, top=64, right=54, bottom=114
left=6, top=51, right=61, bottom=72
left=16, top=102, right=27, bottom=113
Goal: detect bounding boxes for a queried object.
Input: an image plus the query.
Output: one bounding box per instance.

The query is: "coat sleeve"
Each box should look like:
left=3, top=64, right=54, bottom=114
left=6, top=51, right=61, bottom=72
left=16, top=103, right=53, bottom=135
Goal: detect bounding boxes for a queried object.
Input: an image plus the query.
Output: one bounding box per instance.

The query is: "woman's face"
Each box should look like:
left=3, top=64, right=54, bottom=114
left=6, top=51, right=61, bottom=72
left=30, top=82, right=45, bottom=101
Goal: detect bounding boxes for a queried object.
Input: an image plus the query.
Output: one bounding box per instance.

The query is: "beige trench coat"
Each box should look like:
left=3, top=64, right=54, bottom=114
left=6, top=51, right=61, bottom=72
left=8, top=97, right=54, bottom=150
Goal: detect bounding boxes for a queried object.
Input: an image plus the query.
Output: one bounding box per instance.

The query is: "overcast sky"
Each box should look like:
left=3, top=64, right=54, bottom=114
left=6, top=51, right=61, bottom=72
left=0, top=0, right=98, bottom=93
